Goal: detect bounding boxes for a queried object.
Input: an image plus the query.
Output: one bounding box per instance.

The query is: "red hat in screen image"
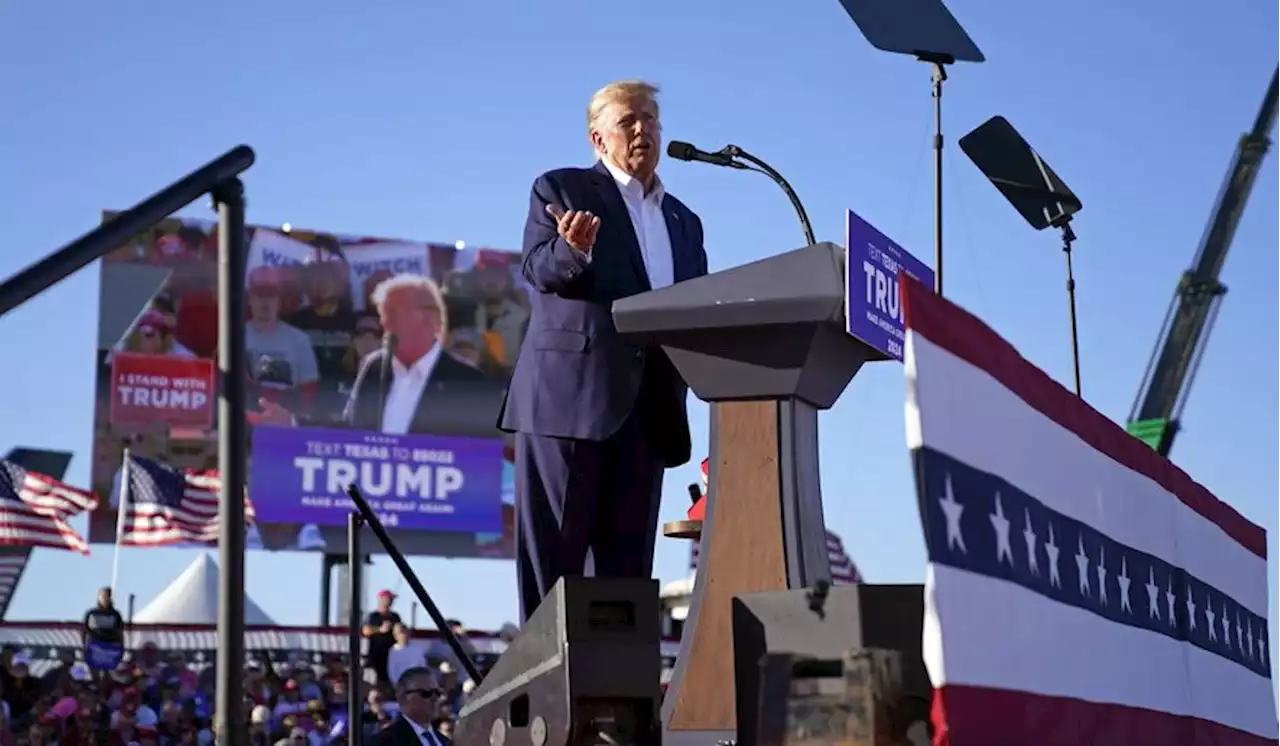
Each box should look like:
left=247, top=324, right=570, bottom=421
left=377, top=589, right=396, bottom=599
left=136, top=309, right=173, bottom=334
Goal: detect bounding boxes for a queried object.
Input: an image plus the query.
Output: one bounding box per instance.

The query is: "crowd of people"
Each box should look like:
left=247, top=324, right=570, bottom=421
left=0, top=590, right=500, bottom=746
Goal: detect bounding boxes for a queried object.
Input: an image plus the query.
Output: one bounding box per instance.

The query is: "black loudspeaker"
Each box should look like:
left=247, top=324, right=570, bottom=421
left=731, top=584, right=928, bottom=746
left=456, top=578, right=662, bottom=746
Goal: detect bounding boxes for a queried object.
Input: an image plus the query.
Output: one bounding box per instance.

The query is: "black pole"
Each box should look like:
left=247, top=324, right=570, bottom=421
left=215, top=178, right=248, bottom=746
left=1062, top=223, right=1082, bottom=397
left=0, top=145, right=255, bottom=318
left=348, top=512, right=364, bottom=746
left=320, top=554, right=335, bottom=627
left=930, top=62, right=947, bottom=297
left=345, top=484, right=484, bottom=684
left=722, top=146, right=816, bottom=247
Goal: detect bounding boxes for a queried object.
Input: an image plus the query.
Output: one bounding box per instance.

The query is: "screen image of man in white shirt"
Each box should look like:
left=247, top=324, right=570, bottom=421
left=257, top=272, right=488, bottom=432
left=340, top=274, right=487, bottom=435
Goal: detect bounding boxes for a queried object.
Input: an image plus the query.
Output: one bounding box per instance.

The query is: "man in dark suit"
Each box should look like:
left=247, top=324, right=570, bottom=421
left=342, top=274, right=490, bottom=435
left=372, top=667, right=450, bottom=746
left=499, top=80, right=709, bottom=621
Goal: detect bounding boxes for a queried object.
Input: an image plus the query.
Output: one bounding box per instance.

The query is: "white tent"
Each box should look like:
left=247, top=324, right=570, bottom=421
left=133, top=554, right=276, bottom=626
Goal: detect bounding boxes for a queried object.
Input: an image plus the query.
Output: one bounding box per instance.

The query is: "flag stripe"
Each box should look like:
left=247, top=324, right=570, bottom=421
left=925, top=564, right=1276, bottom=739
left=901, top=277, right=1265, bottom=559
left=915, top=446, right=1269, bottom=677
left=906, top=332, right=1267, bottom=616
left=933, top=684, right=1276, bottom=746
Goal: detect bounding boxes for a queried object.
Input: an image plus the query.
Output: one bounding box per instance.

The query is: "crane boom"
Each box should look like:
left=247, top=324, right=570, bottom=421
left=1127, top=68, right=1279, bottom=457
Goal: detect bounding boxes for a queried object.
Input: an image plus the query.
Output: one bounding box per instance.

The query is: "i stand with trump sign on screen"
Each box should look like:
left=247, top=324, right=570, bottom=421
left=897, top=273, right=1276, bottom=746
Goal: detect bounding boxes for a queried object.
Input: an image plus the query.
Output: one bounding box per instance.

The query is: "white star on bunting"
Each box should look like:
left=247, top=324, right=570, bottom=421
left=1096, top=545, right=1109, bottom=606
left=1246, top=622, right=1255, bottom=659
left=1186, top=588, right=1198, bottom=631
left=1045, top=524, right=1061, bottom=588
left=1236, top=613, right=1244, bottom=652
left=1164, top=577, right=1176, bottom=627
left=1259, top=634, right=1267, bottom=661
left=938, top=475, right=966, bottom=554
left=1145, top=568, right=1161, bottom=620
left=1074, top=536, right=1090, bottom=596
left=991, top=494, right=1013, bottom=566
left=1022, top=509, right=1039, bottom=576
left=1206, top=601, right=1217, bottom=641
left=1221, top=602, right=1231, bottom=647
left=1116, top=557, right=1132, bottom=613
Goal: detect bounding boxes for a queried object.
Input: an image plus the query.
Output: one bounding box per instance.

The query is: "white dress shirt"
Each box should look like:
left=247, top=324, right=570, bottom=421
left=381, top=344, right=444, bottom=435
left=600, top=159, right=675, bottom=290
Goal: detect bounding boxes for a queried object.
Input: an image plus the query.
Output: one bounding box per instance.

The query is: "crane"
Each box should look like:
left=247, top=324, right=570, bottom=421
left=1126, top=68, right=1279, bottom=458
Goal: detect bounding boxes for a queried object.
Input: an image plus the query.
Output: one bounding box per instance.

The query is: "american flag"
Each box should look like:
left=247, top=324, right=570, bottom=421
left=117, top=453, right=255, bottom=547
left=0, top=461, right=96, bottom=553
left=688, top=458, right=862, bottom=584
left=900, top=275, right=1275, bottom=746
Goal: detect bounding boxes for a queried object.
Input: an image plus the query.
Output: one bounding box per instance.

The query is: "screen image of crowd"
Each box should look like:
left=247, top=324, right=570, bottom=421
left=87, top=215, right=527, bottom=558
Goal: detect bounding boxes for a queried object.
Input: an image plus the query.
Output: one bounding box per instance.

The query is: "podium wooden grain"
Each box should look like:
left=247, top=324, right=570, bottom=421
left=662, top=400, right=794, bottom=741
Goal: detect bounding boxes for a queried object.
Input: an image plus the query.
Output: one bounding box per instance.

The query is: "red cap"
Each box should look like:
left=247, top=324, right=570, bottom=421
left=136, top=309, right=173, bottom=334
left=377, top=589, right=396, bottom=599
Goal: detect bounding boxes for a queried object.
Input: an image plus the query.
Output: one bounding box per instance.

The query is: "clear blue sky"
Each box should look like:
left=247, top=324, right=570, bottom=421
left=0, top=0, right=1274, bottom=652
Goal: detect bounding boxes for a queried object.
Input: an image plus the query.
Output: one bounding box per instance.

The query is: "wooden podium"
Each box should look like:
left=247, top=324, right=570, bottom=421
left=613, top=243, right=879, bottom=746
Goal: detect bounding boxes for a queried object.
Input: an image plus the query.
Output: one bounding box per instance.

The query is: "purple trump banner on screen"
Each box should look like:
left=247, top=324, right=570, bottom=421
left=845, top=209, right=936, bottom=361
left=249, top=426, right=504, bottom=534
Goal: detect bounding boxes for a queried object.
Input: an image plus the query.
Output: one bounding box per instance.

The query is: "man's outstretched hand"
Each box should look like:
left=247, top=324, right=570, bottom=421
left=546, top=203, right=600, bottom=253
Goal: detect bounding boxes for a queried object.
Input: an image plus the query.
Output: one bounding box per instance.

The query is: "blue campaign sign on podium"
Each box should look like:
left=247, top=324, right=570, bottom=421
left=844, top=209, right=935, bottom=361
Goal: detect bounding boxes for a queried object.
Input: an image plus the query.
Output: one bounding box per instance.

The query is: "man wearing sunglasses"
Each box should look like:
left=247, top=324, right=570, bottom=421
left=373, top=667, right=450, bottom=746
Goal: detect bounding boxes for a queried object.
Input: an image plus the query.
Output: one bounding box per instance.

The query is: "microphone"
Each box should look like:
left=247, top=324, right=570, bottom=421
left=666, top=141, right=749, bottom=170
left=669, top=140, right=816, bottom=247
left=377, top=333, right=398, bottom=431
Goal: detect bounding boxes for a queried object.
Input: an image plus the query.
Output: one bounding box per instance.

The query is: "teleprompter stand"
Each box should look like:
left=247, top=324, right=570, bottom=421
left=835, top=0, right=984, bottom=297
left=959, top=116, right=1085, bottom=396
left=612, top=242, right=882, bottom=745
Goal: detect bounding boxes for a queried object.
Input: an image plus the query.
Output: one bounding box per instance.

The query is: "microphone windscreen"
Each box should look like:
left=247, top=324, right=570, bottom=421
left=666, top=141, right=697, bottom=161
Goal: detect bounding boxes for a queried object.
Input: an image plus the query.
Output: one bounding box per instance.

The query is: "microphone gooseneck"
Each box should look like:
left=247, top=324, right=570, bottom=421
left=668, top=140, right=816, bottom=247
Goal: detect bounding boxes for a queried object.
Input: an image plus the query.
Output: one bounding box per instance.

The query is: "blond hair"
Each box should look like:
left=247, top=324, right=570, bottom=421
left=370, top=273, right=449, bottom=332
left=587, top=80, right=661, bottom=147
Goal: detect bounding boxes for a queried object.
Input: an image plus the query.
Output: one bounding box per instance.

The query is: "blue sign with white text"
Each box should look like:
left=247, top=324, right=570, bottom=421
left=844, top=210, right=936, bottom=361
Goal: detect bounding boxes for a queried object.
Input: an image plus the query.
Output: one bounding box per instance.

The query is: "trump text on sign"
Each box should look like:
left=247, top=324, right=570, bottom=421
left=844, top=209, right=935, bottom=361
left=249, top=426, right=503, bottom=534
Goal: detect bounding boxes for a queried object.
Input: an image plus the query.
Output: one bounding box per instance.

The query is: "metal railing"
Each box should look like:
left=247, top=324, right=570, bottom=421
left=0, top=145, right=256, bottom=746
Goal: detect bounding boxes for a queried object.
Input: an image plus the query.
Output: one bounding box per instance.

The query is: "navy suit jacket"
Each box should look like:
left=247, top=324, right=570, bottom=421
left=498, top=161, right=708, bottom=467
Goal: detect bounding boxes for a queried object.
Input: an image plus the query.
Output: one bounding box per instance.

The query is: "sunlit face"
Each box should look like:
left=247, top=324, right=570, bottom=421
left=591, top=95, right=661, bottom=184
left=378, top=288, right=442, bottom=349
left=248, top=291, right=280, bottom=322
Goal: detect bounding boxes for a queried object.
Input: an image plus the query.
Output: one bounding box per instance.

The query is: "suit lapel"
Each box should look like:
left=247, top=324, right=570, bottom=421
left=591, top=161, right=650, bottom=290
left=662, top=197, right=694, bottom=284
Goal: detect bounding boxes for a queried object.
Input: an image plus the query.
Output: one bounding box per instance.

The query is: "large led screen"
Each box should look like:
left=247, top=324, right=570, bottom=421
left=89, top=214, right=525, bottom=558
